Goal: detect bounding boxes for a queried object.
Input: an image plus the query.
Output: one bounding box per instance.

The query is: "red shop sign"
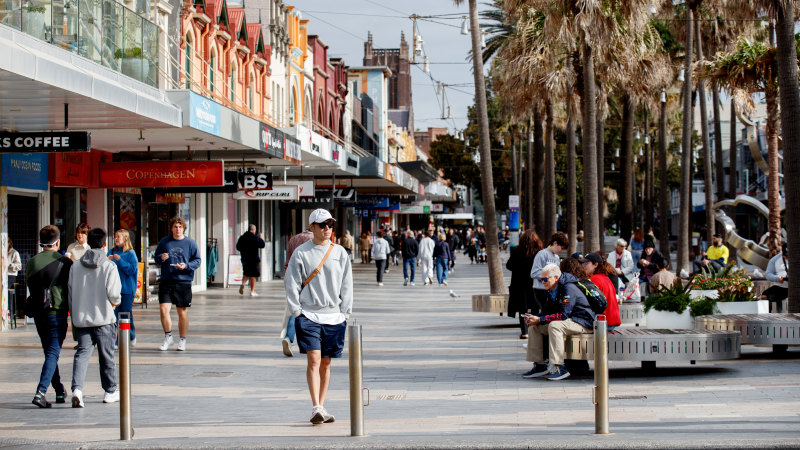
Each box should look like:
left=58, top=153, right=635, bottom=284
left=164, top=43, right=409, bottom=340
left=50, top=149, right=113, bottom=188
left=99, top=161, right=224, bottom=188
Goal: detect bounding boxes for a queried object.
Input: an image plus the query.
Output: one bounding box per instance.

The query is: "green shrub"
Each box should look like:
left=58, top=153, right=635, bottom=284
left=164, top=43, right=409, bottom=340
left=644, top=279, right=693, bottom=314
left=716, top=284, right=757, bottom=303
left=114, top=47, right=143, bottom=59
left=24, top=5, right=46, bottom=13
left=689, top=297, right=717, bottom=317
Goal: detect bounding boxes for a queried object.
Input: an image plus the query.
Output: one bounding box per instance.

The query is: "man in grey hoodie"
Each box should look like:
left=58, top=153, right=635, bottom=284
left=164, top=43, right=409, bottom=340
left=284, top=209, right=353, bottom=425
left=68, top=228, right=121, bottom=408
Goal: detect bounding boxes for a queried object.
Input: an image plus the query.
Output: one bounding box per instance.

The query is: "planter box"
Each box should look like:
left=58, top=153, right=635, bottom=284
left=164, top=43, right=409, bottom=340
left=690, top=290, right=718, bottom=300
left=715, top=300, right=770, bottom=315
left=645, top=309, right=695, bottom=329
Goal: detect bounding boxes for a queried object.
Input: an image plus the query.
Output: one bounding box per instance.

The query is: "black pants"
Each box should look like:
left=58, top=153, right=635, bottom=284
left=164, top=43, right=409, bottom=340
left=375, top=259, right=386, bottom=283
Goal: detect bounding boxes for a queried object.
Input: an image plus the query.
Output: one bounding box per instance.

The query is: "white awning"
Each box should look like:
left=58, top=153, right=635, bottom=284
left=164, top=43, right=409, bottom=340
left=434, top=213, right=475, bottom=220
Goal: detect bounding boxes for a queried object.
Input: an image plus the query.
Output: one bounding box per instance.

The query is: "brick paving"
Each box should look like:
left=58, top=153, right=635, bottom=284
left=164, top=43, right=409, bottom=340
left=1, top=253, right=799, bottom=448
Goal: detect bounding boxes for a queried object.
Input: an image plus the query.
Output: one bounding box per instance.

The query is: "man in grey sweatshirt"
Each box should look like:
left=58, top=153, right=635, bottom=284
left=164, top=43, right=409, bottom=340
left=68, top=228, right=121, bottom=408
left=284, top=209, right=353, bottom=425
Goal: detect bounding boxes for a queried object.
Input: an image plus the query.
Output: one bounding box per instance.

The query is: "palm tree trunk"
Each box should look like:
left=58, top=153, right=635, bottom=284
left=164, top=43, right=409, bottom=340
left=567, top=97, right=577, bottom=254
left=621, top=94, right=634, bottom=242
left=597, top=116, right=605, bottom=246
left=644, top=109, right=653, bottom=233
left=467, top=0, right=505, bottom=294
left=659, top=98, right=671, bottom=265
left=581, top=37, right=600, bottom=252
left=695, top=18, right=715, bottom=244
left=545, top=101, right=556, bottom=238
left=527, top=119, right=534, bottom=229
left=713, top=86, right=725, bottom=202
left=775, top=0, right=800, bottom=312
left=678, top=8, right=695, bottom=275
left=511, top=133, right=518, bottom=194
left=766, top=87, right=781, bottom=258
left=518, top=138, right=524, bottom=194
left=729, top=102, right=737, bottom=199
left=534, top=108, right=545, bottom=235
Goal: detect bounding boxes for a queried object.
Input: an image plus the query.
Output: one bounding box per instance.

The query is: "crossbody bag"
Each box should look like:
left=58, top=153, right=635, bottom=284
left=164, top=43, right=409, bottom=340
left=302, top=243, right=335, bottom=289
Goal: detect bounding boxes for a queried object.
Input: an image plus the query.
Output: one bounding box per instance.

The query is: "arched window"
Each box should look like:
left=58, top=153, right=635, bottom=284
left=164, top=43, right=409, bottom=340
left=185, top=32, right=193, bottom=89
left=209, top=50, right=216, bottom=95
left=289, top=86, right=297, bottom=125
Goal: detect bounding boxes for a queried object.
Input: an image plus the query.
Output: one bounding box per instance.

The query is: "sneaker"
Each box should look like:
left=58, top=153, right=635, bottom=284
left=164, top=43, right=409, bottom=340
left=410, top=282, right=415, bottom=286
left=377, top=282, right=383, bottom=286
left=55, top=392, right=66, bottom=404
left=239, top=284, right=245, bottom=295
left=443, top=280, right=448, bottom=286
left=177, top=339, right=186, bottom=351
left=522, top=363, right=551, bottom=378
left=546, top=365, right=571, bottom=381
left=282, top=338, right=293, bottom=357
left=250, top=291, right=258, bottom=297
left=159, top=334, right=174, bottom=351
left=103, top=390, right=120, bottom=404
left=71, top=389, right=84, bottom=408
left=114, top=342, right=118, bottom=350
left=321, top=407, right=335, bottom=423
left=32, top=392, right=51, bottom=408
left=130, top=337, right=137, bottom=348
left=310, top=406, right=325, bottom=424
left=404, top=278, right=408, bottom=286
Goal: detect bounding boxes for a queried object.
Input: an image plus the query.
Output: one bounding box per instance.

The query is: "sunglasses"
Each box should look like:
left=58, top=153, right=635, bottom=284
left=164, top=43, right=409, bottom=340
left=540, top=277, right=550, bottom=283
left=316, top=220, right=335, bottom=229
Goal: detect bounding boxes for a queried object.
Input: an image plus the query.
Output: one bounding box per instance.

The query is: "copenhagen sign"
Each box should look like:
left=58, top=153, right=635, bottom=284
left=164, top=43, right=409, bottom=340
left=233, top=184, right=299, bottom=200
left=0, top=131, right=91, bottom=152
left=99, top=161, right=224, bottom=188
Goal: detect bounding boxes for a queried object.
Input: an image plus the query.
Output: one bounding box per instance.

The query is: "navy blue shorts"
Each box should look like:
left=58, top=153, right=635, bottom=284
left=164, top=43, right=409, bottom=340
left=295, top=315, right=347, bottom=358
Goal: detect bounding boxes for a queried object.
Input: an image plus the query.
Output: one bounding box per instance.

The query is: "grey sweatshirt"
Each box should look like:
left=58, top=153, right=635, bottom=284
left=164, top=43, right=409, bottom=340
left=284, top=240, right=353, bottom=319
left=69, top=249, right=122, bottom=328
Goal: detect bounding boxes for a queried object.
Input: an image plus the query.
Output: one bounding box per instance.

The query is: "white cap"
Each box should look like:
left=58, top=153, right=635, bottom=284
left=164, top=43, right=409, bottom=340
left=309, top=209, right=335, bottom=224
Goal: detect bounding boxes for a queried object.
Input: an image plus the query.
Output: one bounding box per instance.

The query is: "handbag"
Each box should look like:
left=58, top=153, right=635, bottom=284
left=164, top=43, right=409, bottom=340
left=25, top=260, right=63, bottom=318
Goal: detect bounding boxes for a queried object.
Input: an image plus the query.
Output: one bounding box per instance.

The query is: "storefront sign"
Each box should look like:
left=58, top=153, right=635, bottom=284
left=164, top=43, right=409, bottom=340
left=50, top=149, right=113, bottom=188
left=99, top=161, right=224, bottom=188
left=284, top=136, right=302, bottom=164
left=275, top=180, right=314, bottom=197
left=0, top=153, right=48, bottom=190
left=233, top=184, right=299, bottom=200
left=154, top=193, right=186, bottom=203
left=237, top=172, right=273, bottom=190
left=509, top=195, right=520, bottom=209
left=283, top=188, right=356, bottom=206
left=432, top=203, right=443, bottom=212
left=0, top=131, right=90, bottom=153
left=260, top=123, right=285, bottom=158
left=189, top=92, right=221, bottom=136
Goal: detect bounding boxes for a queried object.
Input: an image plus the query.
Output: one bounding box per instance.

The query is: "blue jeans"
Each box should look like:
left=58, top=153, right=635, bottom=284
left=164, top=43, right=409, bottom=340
left=403, top=257, right=416, bottom=282
left=435, top=257, right=449, bottom=284
left=33, top=313, right=68, bottom=395
left=285, top=315, right=296, bottom=343
left=115, top=293, right=135, bottom=341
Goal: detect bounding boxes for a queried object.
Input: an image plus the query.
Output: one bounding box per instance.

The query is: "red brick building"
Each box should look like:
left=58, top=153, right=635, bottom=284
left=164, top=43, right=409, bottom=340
left=308, top=35, right=348, bottom=140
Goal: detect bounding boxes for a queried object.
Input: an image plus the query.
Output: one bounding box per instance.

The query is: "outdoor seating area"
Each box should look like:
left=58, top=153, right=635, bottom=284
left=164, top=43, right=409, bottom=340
left=696, top=313, right=800, bottom=352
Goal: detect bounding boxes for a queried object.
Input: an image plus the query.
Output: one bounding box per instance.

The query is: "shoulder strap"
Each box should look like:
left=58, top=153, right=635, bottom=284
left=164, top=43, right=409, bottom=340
left=302, top=244, right=335, bottom=287
left=48, top=260, right=64, bottom=289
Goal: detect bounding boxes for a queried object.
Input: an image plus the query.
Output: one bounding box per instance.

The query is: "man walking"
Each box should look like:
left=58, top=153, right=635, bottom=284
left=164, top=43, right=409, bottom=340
left=371, top=230, right=391, bottom=286
left=27, top=225, right=72, bottom=408
left=236, top=224, right=266, bottom=297
left=156, top=217, right=202, bottom=351
left=402, top=230, right=419, bottom=286
left=68, top=228, right=121, bottom=407
left=284, top=209, right=353, bottom=424
left=418, top=231, right=435, bottom=285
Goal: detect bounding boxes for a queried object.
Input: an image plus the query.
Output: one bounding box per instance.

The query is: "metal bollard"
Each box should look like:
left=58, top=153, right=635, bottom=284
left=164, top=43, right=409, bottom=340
left=593, top=314, right=610, bottom=434
left=118, top=312, right=133, bottom=440
left=348, top=321, right=368, bottom=436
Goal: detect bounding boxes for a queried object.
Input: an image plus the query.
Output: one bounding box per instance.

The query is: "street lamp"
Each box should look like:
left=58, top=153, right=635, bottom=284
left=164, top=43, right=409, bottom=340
left=677, top=69, right=685, bottom=82
left=423, top=56, right=430, bottom=73
left=460, top=16, right=469, bottom=35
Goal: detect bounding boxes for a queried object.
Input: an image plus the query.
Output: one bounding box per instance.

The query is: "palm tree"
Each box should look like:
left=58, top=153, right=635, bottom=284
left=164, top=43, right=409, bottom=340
left=677, top=6, right=695, bottom=275
left=699, top=37, right=791, bottom=259
left=695, top=18, right=716, bottom=244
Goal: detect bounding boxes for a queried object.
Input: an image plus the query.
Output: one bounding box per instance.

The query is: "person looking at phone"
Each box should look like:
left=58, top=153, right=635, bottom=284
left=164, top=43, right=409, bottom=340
left=155, top=217, right=201, bottom=352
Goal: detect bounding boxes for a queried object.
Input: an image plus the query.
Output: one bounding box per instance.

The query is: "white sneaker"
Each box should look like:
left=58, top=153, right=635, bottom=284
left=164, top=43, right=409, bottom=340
left=377, top=282, right=383, bottom=286
left=72, top=389, right=84, bottom=408
left=310, top=406, right=325, bottom=424
left=321, top=407, right=335, bottom=423
left=250, top=291, right=258, bottom=297
left=159, top=334, right=173, bottom=351
left=443, top=280, right=448, bottom=286
left=177, top=339, right=186, bottom=351
left=282, top=338, right=293, bottom=357
left=130, top=337, right=137, bottom=348
left=103, top=390, right=120, bottom=403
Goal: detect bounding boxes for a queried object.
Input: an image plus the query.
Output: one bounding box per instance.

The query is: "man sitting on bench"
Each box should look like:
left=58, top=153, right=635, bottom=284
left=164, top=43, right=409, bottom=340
left=524, top=263, right=596, bottom=381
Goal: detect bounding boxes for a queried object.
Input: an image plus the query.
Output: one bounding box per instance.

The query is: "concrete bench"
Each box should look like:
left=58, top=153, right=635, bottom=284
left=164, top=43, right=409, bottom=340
left=563, top=328, right=741, bottom=369
left=619, top=303, right=645, bottom=327
left=695, top=313, right=800, bottom=352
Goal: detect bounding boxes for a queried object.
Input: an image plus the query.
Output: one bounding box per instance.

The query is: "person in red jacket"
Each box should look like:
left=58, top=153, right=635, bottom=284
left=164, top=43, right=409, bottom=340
left=580, top=253, right=621, bottom=329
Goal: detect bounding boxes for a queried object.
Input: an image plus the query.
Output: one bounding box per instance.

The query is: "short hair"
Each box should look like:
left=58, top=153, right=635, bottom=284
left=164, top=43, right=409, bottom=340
left=376, top=231, right=383, bottom=238
left=406, top=230, right=414, bottom=237
left=169, top=217, right=187, bottom=231
left=616, top=238, right=627, bottom=248
left=87, top=228, right=107, bottom=249
left=39, top=225, right=60, bottom=245
left=548, top=232, right=568, bottom=248
left=541, top=263, right=561, bottom=278
left=75, top=222, right=90, bottom=236
left=249, top=224, right=257, bottom=232
left=438, top=233, right=447, bottom=241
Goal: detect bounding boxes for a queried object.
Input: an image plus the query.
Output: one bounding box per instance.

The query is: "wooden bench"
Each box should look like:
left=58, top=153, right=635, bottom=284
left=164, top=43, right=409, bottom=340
left=564, top=328, right=741, bottom=369
left=695, top=313, right=800, bottom=352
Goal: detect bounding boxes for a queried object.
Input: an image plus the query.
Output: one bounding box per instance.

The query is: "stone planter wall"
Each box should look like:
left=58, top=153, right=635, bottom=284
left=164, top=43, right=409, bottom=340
left=715, top=300, right=770, bottom=315
left=644, top=309, right=695, bottom=330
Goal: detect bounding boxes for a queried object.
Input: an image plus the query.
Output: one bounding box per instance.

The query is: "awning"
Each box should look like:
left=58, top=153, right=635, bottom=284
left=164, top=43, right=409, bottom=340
left=434, top=213, right=475, bottom=220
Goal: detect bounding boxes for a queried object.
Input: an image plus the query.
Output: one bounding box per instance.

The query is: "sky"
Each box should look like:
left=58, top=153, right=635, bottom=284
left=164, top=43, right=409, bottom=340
left=291, top=0, right=489, bottom=134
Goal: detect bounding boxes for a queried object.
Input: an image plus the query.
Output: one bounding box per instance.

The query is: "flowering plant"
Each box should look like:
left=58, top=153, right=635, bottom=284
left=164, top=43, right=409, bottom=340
left=691, top=264, right=752, bottom=290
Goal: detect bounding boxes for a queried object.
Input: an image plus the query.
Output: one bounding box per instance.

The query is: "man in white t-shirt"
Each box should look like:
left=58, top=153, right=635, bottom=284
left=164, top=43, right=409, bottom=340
left=284, top=209, right=353, bottom=425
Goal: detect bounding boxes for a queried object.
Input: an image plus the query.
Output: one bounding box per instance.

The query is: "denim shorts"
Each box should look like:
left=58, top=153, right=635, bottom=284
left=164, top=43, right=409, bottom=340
left=295, top=315, right=347, bottom=358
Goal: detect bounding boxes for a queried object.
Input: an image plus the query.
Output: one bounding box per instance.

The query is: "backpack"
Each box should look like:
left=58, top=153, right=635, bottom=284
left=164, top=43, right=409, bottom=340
left=574, top=279, right=607, bottom=314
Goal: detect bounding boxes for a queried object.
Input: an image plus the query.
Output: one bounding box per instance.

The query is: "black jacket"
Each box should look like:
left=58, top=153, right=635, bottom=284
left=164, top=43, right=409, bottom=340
left=506, top=246, right=536, bottom=316
left=402, top=237, right=419, bottom=259
left=236, top=232, right=266, bottom=264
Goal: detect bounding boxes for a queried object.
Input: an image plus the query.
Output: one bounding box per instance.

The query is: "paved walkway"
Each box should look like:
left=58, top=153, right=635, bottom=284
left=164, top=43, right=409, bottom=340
left=1, top=253, right=799, bottom=448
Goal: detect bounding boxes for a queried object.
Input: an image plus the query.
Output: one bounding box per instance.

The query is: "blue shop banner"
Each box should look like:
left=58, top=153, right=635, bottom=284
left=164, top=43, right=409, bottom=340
left=189, top=92, right=222, bottom=136
left=1, top=153, right=48, bottom=190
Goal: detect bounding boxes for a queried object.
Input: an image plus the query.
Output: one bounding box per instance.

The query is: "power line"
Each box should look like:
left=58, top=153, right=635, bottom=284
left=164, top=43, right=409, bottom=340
left=303, top=11, right=366, bottom=43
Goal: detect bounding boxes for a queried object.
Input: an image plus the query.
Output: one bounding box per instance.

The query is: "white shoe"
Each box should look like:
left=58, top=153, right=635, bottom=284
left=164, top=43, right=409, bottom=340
left=377, top=282, right=383, bottom=286
left=177, top=339, right=186, bottom=351
left=443, top=280, right=448, bottom=286
left=71, top=389, right=84, bottom=408
left=159, top=334, right=174, bottom=351
left=130, top=337, right=137, bottom=348
left=410, top=282, right=415, bottom=286
left=310, top=406, right=325, bottom=424
left=282, top=338, right=293, bottom=357
left=103, top=390, right=120, bottom=404
left=250, top=291, right=258, bottom=297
